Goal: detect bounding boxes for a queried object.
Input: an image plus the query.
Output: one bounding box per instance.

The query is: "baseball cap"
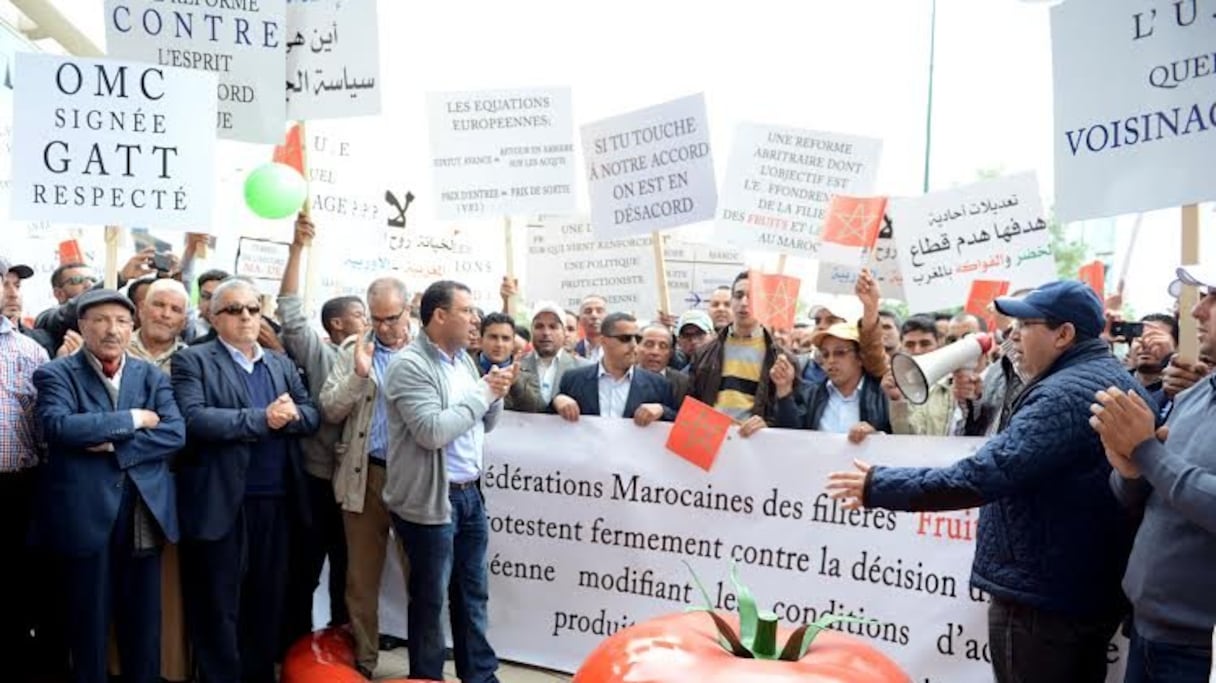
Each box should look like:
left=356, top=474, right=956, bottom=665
left=994, top=280, right=1104, bottom=338
left=676, top=309, right=713, bottom=334
left=0, top=257, right=33, bottom=280
left=809, top=322, right=860, bottom=348
left=530, top=301, right=566, bottom=324
left=74, top=288, right=136, bottom=319
left=1167, top=263, right=1216, bottom=298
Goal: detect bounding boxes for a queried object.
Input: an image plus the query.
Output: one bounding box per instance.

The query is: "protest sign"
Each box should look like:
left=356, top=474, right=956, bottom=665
left=817, top=213, right=905, bottom=299
left=749, top=271, right=800, bottom=330
left=527, top=217, right=746, bottom=317
left=11, top=52, right=216, bottom=229
left=716, top=122, right=882, bottom=256
left=285, top=0, right=380, bottom=120
left=581, top=94, right=716, bottom=239
left=817, top=194, right=886, bottom=266
left=1051, top=0, right=1216, bottom=221
left=105, top=0, right=287, bottom=143
left=428, top=87, right=575, bottom=219
left=235, top=236, right=290, bottom=294
left=892, top=173, right=1057, bottom=313
left=666, top=398, right=732, bottom=472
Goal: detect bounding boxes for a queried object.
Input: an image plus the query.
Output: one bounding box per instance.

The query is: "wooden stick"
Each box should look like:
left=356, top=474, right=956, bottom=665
left=297, top=121, right=319, bottom=315
left=652, top=231, right=671, bottom=314
left=503, top=215, right=517, bottom=315
left=1115, top=212, right=1143, bottom=293
left=775, top=254, right=787, bottom=275
left=1177, top=204, right=1200, bottom=361
left=104, top=225, right=121, bottom=289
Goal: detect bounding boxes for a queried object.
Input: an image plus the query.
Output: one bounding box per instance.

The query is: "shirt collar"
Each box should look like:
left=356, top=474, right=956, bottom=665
left=827, top=375, right=865, bottom=400
left=219, top=337, right=264, bottom=364
left=598, top=362, right=633, bottom=381
left=0, top=316, right=11, bottom=335
left=729, top=324, right=763, bottom=339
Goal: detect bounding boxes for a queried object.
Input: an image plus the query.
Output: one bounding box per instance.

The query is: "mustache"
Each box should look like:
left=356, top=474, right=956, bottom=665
left=101, top=335, right=121, bottom=344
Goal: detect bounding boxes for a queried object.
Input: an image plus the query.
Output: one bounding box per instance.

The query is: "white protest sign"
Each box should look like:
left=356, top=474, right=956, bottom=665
left=378, top=415, right=1124, bottom=680
left=716, top=122, right=882, bottom=256
left=428, top=88, right=575, bottom=219
left=234, top=236, right=290, bottom=294
left=105, top=0, right=287, bottom=143
left=1051, top=1, right=1216, bottom=221
left=581, top=94, right=717, bottom=239
left=818, top=213, right=906, bottom=299
left=285, top=0, right=380, bottom=119
left=11, top=53, right=216, bottom=230
left=391, top=224, right=507, bottom=313
left=526, top=216, right=658, bottom=315
left=893, top=173, right=1057, bottom=313
left=662, top=238, right=745, bottom=311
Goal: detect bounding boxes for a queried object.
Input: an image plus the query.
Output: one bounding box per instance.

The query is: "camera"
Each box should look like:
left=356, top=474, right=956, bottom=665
left=151, top=252, right=174, bottom=273
left=1109, top=321, right=1144, bottom=340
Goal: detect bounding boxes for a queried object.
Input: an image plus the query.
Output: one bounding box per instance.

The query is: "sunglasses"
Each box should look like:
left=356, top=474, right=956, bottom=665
left=607, top=333, right=643, bottom=344
left=216, top=304, right=262, bottom=317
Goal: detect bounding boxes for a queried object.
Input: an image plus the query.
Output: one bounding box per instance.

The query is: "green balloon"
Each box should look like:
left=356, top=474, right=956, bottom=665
left=244, top=162, right=307, bottom=219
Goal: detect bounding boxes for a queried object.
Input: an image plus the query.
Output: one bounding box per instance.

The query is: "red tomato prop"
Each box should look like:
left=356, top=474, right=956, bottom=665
left=573, top=566, right=910, bottom=683
left=280, top=627, right=440, bottom=683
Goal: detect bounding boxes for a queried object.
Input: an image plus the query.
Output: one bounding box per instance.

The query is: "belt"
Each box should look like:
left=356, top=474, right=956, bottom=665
left=449, top=478, right=480, bottom=491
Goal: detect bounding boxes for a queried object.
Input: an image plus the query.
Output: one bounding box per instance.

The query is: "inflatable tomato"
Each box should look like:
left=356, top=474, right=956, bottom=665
left=280, top=627, right=439, bottom=683
left=573, top=567, right=910, bottom=683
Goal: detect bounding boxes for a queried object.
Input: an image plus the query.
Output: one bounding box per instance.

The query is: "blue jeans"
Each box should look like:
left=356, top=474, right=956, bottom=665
left=392, top=485, right=499, bottom=683
left=1125, top=628, right=1212, bottom=683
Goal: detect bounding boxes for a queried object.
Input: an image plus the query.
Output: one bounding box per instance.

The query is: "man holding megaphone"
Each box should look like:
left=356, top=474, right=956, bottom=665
left=826, top=280, right=1154, bottom=683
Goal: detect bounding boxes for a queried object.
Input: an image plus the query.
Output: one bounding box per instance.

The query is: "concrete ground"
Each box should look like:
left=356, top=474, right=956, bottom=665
left=376, top=649, right=571, bottom=682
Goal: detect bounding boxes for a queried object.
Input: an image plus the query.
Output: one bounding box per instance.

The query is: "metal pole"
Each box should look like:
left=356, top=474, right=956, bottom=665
left=922, top=0, right=937, bottom=194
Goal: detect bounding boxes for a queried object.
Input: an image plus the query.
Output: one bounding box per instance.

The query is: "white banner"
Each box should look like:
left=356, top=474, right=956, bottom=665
left=892, top=173, right=1057, bottom=313
left=11, top=53, right=216, bottom=229
left=580, top=93, right=717, bottom=239
left=472, top=415, right=1126, bottom=680
left=716, top=122, right=882, bottom=256
left=818, top=213, right=906, bottom=300
left=1051, top=0, right=1216, bottom=221
left=427, top=87, right=575, bottom=219
left=285, top=0, right=380, bottom=120
left=105, top=0, right=287, bottom=143
left=526, top=217, right=746, bottom=316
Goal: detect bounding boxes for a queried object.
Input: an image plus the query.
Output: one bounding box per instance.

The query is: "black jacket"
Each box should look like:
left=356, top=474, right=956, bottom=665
left=774, top=373, right=891, bottom=433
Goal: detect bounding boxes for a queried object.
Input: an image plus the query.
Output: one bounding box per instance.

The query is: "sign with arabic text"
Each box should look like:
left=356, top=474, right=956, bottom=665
left=105, top=0, right=287, bottom=143
left=285, top=0, right=380, bottom=119
left=817, top=213, right=905, bottom=300
left=892, top=173, right=1056, bottom=313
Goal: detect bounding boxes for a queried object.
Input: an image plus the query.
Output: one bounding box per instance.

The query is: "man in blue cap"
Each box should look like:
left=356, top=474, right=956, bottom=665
left=826, top=280, right=1151, bottom=683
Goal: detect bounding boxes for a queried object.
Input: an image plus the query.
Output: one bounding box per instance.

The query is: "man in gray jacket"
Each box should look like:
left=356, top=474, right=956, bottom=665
left=507, top=301, right=584, bottom=412
left=383, top=280, right=515, bottom=683
left=318, top=276, right=410, bottom=678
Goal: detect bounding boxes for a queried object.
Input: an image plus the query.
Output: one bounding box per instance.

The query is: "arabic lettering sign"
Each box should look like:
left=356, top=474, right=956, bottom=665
left=715, top=122, right=882, bottom=256
left=104, top=0, right=287, bottom=143
left=817, top=213, right=905, bottom=299
left=11, top=52, right=216, bottom=230
left=1051, top=0, right=1216, bottom=221
left=580, top=93, right=717, bottom=239
left=427, top=87, right=575, bottom=219
left=285, top=0, right=380, bottom=120
left=892, top=172, right=1057, bottom=313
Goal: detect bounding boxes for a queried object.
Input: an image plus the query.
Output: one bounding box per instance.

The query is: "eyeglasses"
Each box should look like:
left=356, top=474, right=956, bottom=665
left=1011, top=319, right=1050, bottom=332
left=60, top=275, right=97, bottom=287
left=607, top=333, right=643, bottom=344
left=216, top=304, right=261, bottom=317
left=819, top=347, right=857, bottom=360
left=371, top=309, right=407, bottom=327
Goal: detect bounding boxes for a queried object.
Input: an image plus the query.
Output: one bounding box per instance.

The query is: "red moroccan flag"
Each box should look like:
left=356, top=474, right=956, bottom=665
left=665, top=398, right=733, bottom=472
left=273, top=124, right=305, bottom=174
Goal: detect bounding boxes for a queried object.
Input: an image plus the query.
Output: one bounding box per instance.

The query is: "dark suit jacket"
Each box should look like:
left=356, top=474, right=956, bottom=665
left=171, top=340, right=320, bottom=541
left=556, top=364, right=676, bottom=421
left=33, top=352, right=185, bottom=557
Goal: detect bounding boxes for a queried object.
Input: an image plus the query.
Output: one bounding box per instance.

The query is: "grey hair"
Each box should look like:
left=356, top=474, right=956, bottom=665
left=209, top=277, right=258, bottom=315
left=366, top=277, right=408, bottom=304
left=144, top=278, right=189, bottom=304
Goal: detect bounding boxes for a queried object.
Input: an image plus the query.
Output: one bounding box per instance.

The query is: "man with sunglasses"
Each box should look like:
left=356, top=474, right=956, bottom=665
left=552, top=312, right=675, bottom=425
left=319, top=276, right=411, bottom=679
left=171, top=278, right=320, bottom=683
left=827, top=280, right=1150, bottom=683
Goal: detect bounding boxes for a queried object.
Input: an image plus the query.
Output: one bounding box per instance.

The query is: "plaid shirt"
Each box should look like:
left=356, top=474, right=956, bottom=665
left=0, top=316, right=49, bottom=471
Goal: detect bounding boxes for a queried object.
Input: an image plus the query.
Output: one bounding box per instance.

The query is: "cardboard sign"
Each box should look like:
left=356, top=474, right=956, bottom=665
left=749, top=270, right=800, bottom=331
left=285, top=0, right=380, bottom=119
left=892, top=172, right=1057, bottom=313
left=581, top=93, right=717, bottom=239
left=235, top=236, right=290, bottom=294
left=11, top=53, right=216, bottom=229
left=428, top=87, right=575, bottom=219
left=105, top=0, right=287, bottom=143
left=665, top=397, right=733, bottom=471
left=1051, top=0, right=1216, bottom=221
left=716, top=122, right=882, bottom=256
